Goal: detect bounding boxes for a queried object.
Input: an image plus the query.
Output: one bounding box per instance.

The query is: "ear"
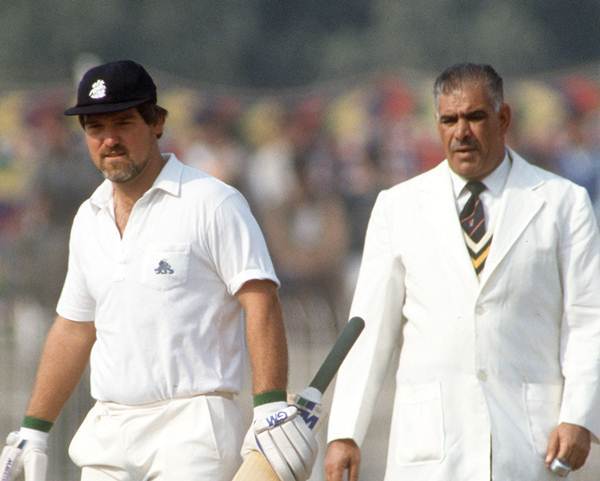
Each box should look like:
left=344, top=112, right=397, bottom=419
left=152, top=115, right=166, bottom=139
left=499, top=103, right=511, bottom=133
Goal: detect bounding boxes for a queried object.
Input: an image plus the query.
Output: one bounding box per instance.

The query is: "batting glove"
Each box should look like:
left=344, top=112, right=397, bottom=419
left=254, top=405, right=318, bottom=481
left=241, top=400, right=288, bottom=459
left=0, top=428, right=48, bottom=481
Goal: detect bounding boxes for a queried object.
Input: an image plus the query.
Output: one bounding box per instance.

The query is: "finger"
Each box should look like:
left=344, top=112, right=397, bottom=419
left=324, top=462, right=344, bottom=481
left=545, top=429, right=560, bottom=465
left=348, top=458, right=360, bottom=481
left=324, top=454, right=344, bottom=481
left=569, top=444, right=590, bottom=471
left=555, top=439, right=573, bottom=467
left=324, top=453, right=347, bottom=481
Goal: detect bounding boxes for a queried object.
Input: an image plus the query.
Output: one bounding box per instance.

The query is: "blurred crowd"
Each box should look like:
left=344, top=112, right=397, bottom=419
left=1, top=69, right=599, bottom=324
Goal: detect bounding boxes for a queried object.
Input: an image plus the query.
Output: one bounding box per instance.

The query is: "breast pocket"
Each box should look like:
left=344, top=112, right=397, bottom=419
left=389, top=381, right=445, bottom=465
left=140, top=243, right=191, bottom=291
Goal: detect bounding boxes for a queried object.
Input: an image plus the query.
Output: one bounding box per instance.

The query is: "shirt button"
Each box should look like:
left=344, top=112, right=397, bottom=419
left=477, top=370, right=488, bottom=382
left=475, top=305, right=485, bottom=316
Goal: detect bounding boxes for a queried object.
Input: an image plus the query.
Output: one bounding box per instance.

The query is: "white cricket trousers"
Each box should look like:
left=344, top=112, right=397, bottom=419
left=68, top=394, right=243, bottom=481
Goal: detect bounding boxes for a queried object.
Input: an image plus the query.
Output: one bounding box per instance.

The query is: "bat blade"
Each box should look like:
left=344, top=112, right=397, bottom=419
left=232, top=451, right=279, bottom=481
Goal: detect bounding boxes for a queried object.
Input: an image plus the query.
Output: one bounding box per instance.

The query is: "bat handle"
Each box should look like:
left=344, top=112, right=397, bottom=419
left=296, top=386, right=322, bottom=404
left=293, top=387, right=323, bottom=431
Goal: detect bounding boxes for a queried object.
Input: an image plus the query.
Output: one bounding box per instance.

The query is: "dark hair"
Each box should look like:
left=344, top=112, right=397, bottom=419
left=78, top=101, right=169, bottom=138
left=434, top=63, right=504, bottom=111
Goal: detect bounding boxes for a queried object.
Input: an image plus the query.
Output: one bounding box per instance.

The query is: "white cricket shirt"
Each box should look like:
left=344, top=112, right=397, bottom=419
left=57, top=154, right=279, bottom=404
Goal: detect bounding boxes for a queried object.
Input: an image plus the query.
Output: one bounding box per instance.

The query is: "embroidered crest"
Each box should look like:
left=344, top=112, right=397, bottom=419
left=154, top=260, right=174, bottom=275
left=89, top=79, right=107, bottom=99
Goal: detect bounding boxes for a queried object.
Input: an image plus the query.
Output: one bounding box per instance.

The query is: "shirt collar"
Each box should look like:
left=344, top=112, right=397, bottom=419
left=449, top=150, right=512, bottom=200
left=89, top=153, right=183, bottom=210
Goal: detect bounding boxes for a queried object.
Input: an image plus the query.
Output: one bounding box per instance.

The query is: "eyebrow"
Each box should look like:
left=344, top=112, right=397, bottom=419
left=439, top=108, right=488, bottom=122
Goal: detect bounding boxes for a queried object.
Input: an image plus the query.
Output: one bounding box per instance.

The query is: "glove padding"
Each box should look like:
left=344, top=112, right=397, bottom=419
left=254, top=406, right=318, bottom=481
left=0, top=429, right=48, bottom=481
left=241, top=401, right=289, bottom=459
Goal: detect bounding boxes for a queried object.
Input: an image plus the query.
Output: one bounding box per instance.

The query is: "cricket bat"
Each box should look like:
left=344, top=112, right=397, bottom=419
left=232, top=316, right=365, bottom=481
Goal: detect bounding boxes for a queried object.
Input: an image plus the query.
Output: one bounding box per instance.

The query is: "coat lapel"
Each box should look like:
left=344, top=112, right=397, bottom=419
left=479, top=150, right=546, bottom=287
left=419, top=162, right=480, bottom=293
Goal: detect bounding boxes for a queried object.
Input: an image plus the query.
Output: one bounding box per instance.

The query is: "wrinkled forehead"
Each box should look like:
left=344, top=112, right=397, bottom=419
left=436, top=80, right=496, bottom=112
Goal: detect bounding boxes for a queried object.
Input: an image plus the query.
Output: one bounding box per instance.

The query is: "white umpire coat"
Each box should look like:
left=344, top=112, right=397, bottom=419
left=327, top=150, right=600, bottom=481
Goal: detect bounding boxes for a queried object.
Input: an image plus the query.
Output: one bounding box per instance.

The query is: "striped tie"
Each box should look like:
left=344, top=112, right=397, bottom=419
left=460, top=181, right=492, bottom=276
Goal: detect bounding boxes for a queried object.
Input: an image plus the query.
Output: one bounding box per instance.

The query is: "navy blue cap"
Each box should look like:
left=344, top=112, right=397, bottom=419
left=64, top=60, right=157, bottom=116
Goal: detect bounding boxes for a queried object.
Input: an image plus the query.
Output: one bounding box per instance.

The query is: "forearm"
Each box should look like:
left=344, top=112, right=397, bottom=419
left=237, top=280, right=288, bottom=396
left=25, top=316, right=95, bottom=422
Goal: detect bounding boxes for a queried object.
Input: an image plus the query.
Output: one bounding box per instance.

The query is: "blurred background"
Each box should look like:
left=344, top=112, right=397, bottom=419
left=0, top=1, right=599, bottom=480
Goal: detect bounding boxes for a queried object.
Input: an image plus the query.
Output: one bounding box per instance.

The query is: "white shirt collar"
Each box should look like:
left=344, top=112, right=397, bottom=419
left=449, top=150, right=512, bottom=200
left=89, top=153, right=183, bottom=210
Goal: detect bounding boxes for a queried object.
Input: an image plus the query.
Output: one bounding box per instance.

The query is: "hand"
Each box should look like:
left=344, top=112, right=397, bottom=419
left=254, top=406, right=318, bottom=481
left=545, top=422, right=591, bottom=473
left=241, top=400, right=289, bottom=459
left=0, top=428, right=48, bottom=481
left=242, top=401, right=318, bottom=481
left=325, top=439, right=360, bottom=481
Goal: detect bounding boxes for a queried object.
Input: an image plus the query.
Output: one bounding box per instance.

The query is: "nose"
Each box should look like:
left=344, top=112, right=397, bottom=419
left=102, top=128, right=121, bottom=147
left=455, top=117, right=472, bottom=141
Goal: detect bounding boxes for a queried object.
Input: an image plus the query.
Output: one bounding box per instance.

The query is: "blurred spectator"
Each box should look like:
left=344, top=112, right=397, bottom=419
left=182, top=96, right=247, bottom=190
left=552, top=112, right=600, bottom=208
left=262, top=151, right=349, bottom=327
left=8, top=94, right=101, bottom=308
left=244, top=99, right=298, bottom=209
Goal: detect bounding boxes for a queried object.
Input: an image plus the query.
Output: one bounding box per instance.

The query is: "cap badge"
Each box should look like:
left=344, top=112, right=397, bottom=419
left=89, top=79, right=107, bottom=99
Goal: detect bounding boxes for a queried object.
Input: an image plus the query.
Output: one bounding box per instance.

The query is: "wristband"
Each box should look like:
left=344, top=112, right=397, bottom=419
left=253, top=390, right=287, bottom=407
left=22, top=416, right=53, bottom=433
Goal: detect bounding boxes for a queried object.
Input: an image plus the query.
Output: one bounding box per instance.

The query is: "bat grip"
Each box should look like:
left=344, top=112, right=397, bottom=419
left=309, top=316, right=364, bottom=393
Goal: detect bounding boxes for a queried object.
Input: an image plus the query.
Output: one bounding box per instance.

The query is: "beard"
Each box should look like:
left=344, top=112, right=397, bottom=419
left=99, top=151, right=148, bottom=183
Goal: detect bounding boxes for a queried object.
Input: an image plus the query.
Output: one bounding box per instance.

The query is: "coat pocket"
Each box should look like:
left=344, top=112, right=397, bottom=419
left=390, top=381, right=445, bottom=465
left=139, top=243, right=191, bottom=291
left=523, top=382, right=563, bottom=458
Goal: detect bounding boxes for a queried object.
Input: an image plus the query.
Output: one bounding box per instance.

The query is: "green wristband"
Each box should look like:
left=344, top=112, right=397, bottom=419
left=253, top=390, right=287, bottom=407
left=22, top=416, right=53, bottom=433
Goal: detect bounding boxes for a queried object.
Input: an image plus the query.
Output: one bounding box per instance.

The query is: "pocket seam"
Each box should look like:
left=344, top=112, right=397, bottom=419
left=393, top=381, right=446, bottom=466
left=523, top=382, right=563, bottom=458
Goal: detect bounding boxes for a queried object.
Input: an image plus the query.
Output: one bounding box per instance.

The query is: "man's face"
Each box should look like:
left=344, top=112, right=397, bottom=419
left=83, top=108, right=164, bottom=183
left=436, top=81, right=511, bottom=180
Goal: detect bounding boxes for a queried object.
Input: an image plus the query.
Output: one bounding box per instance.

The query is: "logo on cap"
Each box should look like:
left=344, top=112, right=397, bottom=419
left=89, top=80, right=107, bottom=99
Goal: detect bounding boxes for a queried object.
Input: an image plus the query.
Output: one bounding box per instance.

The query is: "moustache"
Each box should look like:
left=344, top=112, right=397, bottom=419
left=450, top=140, right=479, bottom=152
left=101, top=147, right=128, bottom=158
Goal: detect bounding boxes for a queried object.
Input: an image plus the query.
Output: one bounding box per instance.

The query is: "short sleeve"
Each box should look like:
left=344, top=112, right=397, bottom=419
left=56, top=212, right=96, bottom=322
left=206, top=192, right=279, bottom=295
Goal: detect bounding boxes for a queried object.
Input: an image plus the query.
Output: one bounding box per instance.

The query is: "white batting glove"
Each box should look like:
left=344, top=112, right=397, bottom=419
left=254, top=406, right=318, bottom=481
left=241, top=401, right=288, bottom=459
left=0, top=428, right=48, bottom=481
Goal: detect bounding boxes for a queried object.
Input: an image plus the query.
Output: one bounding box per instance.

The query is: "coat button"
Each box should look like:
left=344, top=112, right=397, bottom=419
left=475, top=305, right=485, bottom=316
left=477, top=369, right=488, bottom=382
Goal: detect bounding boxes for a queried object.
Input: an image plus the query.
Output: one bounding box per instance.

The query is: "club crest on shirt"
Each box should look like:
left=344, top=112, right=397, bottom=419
left=154, top=260, right=174, bottom=275
left=89, top=79, right=107, bottom=99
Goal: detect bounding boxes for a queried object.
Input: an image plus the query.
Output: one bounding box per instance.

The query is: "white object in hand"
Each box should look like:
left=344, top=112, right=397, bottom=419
left=550, top=458, right=571, bottom=477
